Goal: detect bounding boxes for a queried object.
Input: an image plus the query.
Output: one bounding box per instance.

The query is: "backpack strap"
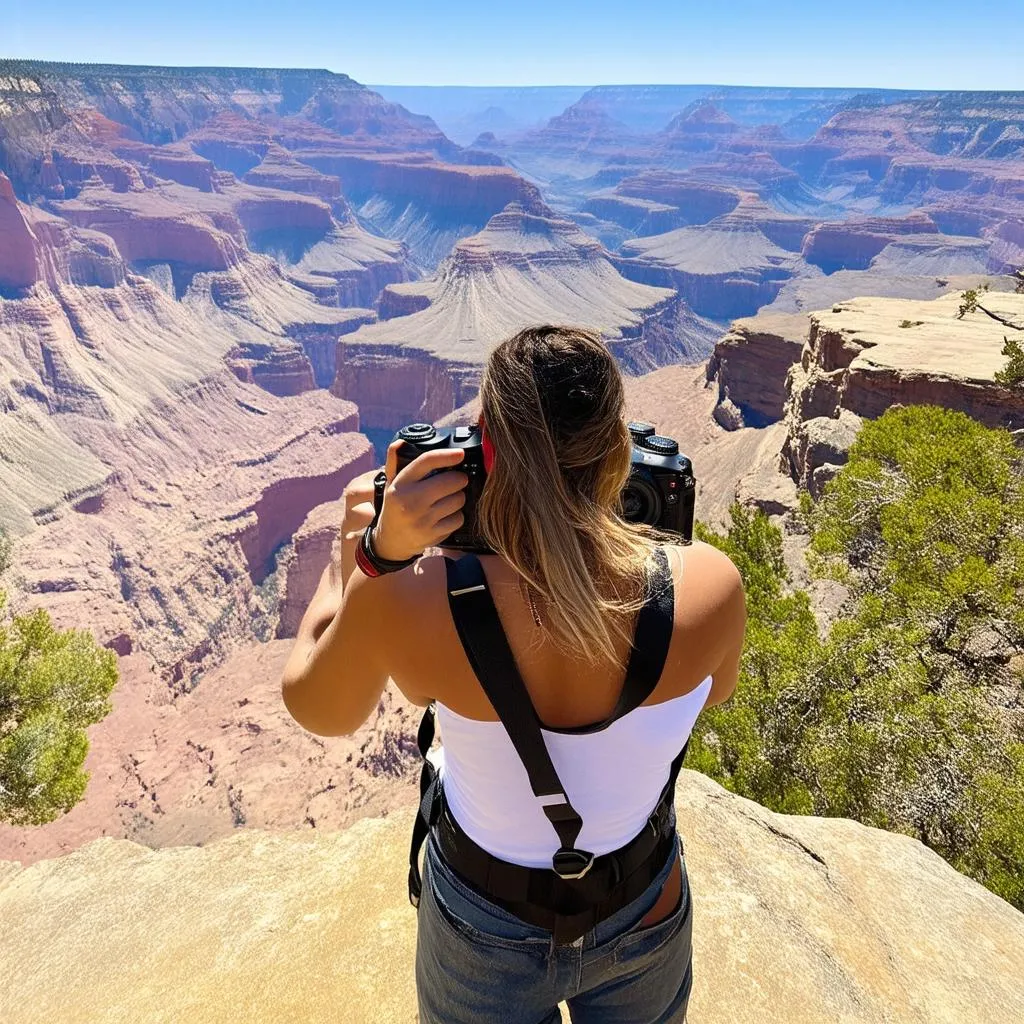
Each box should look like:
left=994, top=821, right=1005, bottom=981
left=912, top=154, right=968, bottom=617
left=407, top=544, right=681, bottom=908
left=407, top=702, right=442, bottom=907
left=443, top=553, right=593, bottom=878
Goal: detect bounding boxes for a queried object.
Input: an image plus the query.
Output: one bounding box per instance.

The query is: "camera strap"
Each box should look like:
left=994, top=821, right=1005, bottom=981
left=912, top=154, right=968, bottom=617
left=408, top=546, right=677, bottom=924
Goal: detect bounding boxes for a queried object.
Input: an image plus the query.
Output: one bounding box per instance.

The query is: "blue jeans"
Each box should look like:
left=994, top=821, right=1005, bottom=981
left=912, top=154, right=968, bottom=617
left=415, top=827, right=693, bottom=1023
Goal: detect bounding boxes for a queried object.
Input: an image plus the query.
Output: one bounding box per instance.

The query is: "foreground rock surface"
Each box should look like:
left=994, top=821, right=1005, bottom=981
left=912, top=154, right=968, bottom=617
left=3, top=770, right=1021, bottom=1024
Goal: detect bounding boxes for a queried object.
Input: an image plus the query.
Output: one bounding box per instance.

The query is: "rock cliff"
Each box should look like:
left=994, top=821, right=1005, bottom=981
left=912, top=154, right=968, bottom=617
left=616, top=221, right=805, bottom=320
left=781, top=290, right=1024, bottom=493
left=275, top=498, right=345, bottom=639
left=3, top=769, right=1022, bottom=1024
left=707, top=311, right=810, bottom=428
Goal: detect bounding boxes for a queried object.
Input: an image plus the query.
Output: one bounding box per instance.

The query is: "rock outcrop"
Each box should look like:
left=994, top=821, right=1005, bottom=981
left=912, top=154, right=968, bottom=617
left=707, top=311, right=810, bottom=428
left=616, top=221, right=805, bottom=320
left=275, top=498, right=344, bottom=639
left=3, top=769, right=1022, bottom=1024
left=0, top=171, right=39, bottom=291
left=802, top=213, right=941, bottom=272
left=781, top=291, right=1024, bottom=491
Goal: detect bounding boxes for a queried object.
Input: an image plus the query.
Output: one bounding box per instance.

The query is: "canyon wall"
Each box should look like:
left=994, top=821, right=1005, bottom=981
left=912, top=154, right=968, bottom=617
left=707, top=311, right=810, bottom=428
left=331, top=202, right=719, bottom=429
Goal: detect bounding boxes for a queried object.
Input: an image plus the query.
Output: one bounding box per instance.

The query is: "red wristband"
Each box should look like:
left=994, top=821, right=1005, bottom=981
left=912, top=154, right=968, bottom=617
left=354, top=532, right=383, bottom=577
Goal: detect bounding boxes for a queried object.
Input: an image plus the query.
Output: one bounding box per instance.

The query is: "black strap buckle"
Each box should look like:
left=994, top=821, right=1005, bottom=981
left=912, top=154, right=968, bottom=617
left=552, top=847, right=595, bottom=880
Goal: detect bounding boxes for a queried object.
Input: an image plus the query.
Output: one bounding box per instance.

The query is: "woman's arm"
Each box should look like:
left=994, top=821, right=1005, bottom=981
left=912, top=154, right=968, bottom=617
left=280, top=469, right=388, bottom=736
left=704, top=553, right=747, bottom=708
left=279, top=444, right=468, bottom=737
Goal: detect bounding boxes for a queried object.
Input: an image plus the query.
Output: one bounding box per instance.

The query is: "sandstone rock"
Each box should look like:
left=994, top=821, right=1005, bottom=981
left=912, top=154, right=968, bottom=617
left=3, top=770, right=1022, bottom=1024
left=783, top=409, right=864, bottom=496
left=242, top=145, right=343, bottom=202
left=225, top=340, right=317, bottom=396
left=707, top=311, right=809, bottom=427
left=736, top=455, right=801, bottom=515
left=296, top=153, right=545, bottom=269
left=802, top=213, right=939, bottom=273
left=0, top=171, right=40, bottom=291
left=765, top=268, right=1005, bottom=317
left=614, top=172, right=741, bottom=223
left=616, top=221, right=805, bottom=320
left=506, top=99, right=648, bottom=179
left=781, top=290, right=1024, bottom=490
left=275, top=498, right=345, bottom=639
left=712, top=396, right=744, bottom=430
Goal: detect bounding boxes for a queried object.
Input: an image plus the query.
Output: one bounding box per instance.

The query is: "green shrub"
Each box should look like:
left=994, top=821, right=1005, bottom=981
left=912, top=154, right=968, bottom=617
left=994, top=336, right=1024, bottom=388
left=0, top=529, right=118, bottom=826
left=694, top=406, right=1024, bottom=909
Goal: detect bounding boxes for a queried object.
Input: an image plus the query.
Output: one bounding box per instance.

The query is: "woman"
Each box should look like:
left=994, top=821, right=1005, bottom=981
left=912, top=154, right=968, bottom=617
left=281, top=325, right=746, bottom=1023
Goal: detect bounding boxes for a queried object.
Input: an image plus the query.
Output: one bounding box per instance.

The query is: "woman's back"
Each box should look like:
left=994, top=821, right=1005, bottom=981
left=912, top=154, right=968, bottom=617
left=387, top=539, right=741, bottom=725
left=383, top=539, right=743, bottom=865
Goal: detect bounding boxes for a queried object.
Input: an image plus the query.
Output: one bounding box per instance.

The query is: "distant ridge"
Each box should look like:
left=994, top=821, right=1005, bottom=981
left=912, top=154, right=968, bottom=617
left=0, top=59, right=353, bottom=82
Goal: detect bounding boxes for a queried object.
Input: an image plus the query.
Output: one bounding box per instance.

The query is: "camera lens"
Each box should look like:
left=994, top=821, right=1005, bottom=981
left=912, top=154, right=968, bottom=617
left=628, top=421, right=656, bottom=443
left=398, top=423, right=436, bottom=442
left=621, top=476, right=663, bottom=525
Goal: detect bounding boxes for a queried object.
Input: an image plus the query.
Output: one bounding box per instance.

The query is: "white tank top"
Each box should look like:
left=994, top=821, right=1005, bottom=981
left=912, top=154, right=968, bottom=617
left=433, top=676, right=713, bottom=868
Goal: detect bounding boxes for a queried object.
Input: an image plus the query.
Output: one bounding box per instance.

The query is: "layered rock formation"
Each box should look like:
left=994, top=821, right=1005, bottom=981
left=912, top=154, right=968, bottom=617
left=4, top=769, right=1022, bottom=1024
left=292, top=152, right=543, bottom=270
left=798, top=213, right=1007, bottom=276
left=332, top=202, right=719, bottom=430
left=275, top=498, right=344, bottom=639
left=781, top=291, right=1024, bottom=493
left=0, top=61, right=534, bottom=285
left=476, top=86, right=1023, bottom=332
left=616, top=220, right=805, bottom=320
left=0, top=643, right=421, bottom=865
left=484, top=99, right=648, bottom=179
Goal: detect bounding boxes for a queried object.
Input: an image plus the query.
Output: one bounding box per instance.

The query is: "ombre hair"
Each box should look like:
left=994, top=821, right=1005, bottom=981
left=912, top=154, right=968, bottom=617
left=477, top=325, right=663, bottom=666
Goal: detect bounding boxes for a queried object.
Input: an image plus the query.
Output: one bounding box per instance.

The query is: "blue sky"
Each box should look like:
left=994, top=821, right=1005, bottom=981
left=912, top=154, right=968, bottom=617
left=4, top=0, right=1023, bottom=89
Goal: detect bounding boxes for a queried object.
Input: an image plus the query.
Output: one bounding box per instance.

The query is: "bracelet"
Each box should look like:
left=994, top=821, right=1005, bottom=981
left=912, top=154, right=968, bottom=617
left=354, top=524, right=421, bottom=577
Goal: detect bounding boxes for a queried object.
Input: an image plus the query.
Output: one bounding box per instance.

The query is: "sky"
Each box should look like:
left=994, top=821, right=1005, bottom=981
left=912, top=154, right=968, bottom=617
left=4, top=0, right=1023, bottom=90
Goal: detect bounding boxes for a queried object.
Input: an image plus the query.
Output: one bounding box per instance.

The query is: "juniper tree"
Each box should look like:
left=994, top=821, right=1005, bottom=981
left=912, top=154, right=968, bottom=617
left=693, top=406, right=1024, bottom=909
left=0, top=529, right=118, bottom=826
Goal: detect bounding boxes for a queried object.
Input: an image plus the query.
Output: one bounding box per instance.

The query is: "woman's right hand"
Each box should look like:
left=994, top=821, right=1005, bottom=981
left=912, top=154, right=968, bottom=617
left=371, top=440, right=469, bottom=561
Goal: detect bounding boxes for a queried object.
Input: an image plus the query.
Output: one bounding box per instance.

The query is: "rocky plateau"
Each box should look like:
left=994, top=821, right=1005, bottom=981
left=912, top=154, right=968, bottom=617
left=3, top=770, right=1023, bottom=1024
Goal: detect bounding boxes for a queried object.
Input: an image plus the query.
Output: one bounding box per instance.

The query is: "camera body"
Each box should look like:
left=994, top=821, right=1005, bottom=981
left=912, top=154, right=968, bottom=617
left=382, top=421, right=694, bottom=553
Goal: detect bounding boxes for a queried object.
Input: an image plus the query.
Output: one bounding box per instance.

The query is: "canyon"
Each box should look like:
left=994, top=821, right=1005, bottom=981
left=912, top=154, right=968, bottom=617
left=1, top=59, right=1023, bottom=967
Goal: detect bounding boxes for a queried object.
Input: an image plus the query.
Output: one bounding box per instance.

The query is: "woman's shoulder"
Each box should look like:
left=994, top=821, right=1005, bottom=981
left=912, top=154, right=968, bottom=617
left=662, top=540, right=745, bottom=624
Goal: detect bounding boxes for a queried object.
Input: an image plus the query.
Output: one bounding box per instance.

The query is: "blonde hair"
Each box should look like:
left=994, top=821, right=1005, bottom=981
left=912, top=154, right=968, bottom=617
left=478, top=325, right=663, bottom=667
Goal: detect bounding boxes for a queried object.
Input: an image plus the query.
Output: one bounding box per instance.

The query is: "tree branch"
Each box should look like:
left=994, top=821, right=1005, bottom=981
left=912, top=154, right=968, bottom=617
left=977, top=303, right=1024, bottom=331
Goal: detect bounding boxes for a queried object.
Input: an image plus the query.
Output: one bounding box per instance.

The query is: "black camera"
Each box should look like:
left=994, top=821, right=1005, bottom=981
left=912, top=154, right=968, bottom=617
left=383, top=420, right=695, bottom=553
